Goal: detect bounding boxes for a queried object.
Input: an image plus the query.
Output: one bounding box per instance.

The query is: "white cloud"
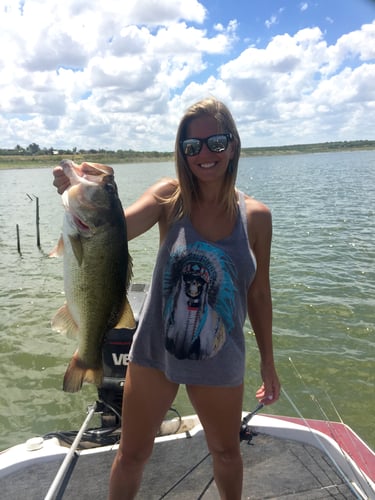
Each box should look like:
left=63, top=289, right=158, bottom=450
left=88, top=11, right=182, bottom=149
left=324, top=21, right=375, bottom=74
left=265, top=15, right=278, bottom=29
left=125, top=0, right=206, bottom=25
left=0, top=1, right=374, bottom=151
left=218, top=24, right=375, bottom=145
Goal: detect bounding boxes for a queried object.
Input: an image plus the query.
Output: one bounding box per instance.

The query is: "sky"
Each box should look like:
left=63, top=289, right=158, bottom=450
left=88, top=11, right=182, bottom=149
left=0, top=0, right=374, bottom=151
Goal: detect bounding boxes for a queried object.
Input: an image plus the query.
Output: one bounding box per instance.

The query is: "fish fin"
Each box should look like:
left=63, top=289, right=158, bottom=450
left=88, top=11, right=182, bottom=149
left=115, top=298, right=136, bottom=330
left=68, top=234, right=84, bottom=265
left=49, top=235, right=64, bottom=257
left=51, top=304, right=79, bottom=339
left=63, top=352, right=103, bottom=393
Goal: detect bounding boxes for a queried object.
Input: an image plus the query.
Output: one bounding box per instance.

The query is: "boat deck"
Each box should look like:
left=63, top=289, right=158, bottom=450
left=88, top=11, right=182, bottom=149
left=0, top=430, right=357, bottom=499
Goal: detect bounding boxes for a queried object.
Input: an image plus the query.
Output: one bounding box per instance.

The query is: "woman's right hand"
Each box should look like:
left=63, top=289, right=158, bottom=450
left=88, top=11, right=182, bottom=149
left=53, top=166, right=70, bottom=194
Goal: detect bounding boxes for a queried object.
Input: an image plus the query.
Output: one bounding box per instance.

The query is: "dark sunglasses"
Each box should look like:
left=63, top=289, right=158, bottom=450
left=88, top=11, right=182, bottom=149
left=180, top=133, right=233, bottom=157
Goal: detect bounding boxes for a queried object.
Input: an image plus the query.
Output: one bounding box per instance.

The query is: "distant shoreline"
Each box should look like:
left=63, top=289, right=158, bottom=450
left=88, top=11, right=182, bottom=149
left=1, top=140, right=374, bottom=169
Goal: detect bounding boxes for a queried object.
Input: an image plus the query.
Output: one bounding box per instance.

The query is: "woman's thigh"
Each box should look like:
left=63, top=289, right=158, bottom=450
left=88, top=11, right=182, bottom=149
left=186, top=383, right=244, bottom=452
left=120, top=363, right=179, bottom=457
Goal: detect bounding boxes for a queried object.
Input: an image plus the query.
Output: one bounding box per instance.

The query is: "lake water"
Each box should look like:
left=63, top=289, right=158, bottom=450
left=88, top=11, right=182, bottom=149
left=0, top=151, right=374, bottom=451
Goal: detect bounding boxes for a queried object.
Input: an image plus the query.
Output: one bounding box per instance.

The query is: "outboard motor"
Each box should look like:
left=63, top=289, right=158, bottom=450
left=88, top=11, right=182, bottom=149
left=97, top=283, right=149, bottom=427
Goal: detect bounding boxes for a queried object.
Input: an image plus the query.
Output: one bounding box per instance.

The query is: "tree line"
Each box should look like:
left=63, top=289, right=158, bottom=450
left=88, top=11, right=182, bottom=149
left=1, top=140, right=374, bottom=160
left=0, top=144, right=173, bottom=160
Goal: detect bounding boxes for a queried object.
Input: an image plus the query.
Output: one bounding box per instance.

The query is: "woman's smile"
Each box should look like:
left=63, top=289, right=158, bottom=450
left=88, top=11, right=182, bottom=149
left=199, top=162, right=216, bottom=169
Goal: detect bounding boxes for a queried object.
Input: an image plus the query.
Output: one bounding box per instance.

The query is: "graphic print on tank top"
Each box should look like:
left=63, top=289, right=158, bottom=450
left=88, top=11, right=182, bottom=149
left=163, top=241, right=237, bottom=360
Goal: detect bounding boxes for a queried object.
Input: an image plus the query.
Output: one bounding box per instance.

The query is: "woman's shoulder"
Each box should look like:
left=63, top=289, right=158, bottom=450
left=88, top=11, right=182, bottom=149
left=241, top=192, right=271, bottom=218
left=240, top=193, right=272, bottom=250
left=150, top=177, right=179, bottom=199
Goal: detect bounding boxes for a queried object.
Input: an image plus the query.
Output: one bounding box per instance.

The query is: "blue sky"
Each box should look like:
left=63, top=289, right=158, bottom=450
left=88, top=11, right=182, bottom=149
left=0, top=0, right=374, bottom=150
left=203, top=0, right=374, bottom=45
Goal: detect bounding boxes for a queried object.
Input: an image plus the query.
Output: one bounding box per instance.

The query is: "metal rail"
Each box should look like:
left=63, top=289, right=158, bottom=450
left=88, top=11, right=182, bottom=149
left=44, top=403, right=97, bottom=500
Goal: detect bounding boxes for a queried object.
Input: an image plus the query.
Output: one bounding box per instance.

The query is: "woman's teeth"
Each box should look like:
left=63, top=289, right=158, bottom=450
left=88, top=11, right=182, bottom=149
left=200, top=162, right=215, bottom=169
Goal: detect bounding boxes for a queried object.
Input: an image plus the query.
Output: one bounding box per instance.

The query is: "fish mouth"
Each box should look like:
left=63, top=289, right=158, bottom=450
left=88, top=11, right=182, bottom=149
left=62, top=190, right=93, bottom=233
left=73, top=214, right=91, bottom=232
left=61, top=160, right=114, bottom=185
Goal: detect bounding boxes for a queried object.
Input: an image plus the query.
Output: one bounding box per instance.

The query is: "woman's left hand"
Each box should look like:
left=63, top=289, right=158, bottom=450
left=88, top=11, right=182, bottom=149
left=256, top=362, right=281, bottom=405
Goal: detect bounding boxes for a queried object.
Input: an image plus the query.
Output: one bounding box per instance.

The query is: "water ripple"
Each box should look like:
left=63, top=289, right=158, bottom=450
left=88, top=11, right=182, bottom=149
left=1, top=155, right=374, bottom=450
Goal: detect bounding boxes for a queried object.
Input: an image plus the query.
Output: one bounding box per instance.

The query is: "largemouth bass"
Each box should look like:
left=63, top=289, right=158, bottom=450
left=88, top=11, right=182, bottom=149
left=51, top=160, right=135, bottom=392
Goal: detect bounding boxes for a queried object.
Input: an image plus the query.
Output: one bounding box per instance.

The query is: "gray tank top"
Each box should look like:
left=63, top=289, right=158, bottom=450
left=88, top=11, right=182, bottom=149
left=129, top=190, right=257, bottom=386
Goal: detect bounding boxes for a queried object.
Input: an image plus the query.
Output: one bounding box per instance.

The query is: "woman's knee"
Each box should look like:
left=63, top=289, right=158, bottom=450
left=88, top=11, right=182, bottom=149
left=116, top=440, right=154, bottom=470
left=206, top=437, right=242, bottom=469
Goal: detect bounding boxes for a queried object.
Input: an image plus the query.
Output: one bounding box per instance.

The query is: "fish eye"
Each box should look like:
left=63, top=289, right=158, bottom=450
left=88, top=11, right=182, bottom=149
left=104, top=182, right=117, bottom=195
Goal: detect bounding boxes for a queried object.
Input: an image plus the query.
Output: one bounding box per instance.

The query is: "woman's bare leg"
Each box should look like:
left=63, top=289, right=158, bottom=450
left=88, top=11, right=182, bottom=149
left=186, top=383, right=244, bottom=500
left=108, top=363, right=179, bottom=500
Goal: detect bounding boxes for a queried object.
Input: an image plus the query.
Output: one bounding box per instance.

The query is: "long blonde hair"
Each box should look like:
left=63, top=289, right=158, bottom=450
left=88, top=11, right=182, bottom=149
left=167, top=97, right=241, bottom=222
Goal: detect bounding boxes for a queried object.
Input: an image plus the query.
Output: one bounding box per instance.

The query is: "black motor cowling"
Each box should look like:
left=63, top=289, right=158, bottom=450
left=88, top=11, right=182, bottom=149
left=97, top=283, right=149, bottom=426
left=98, top=326, right=135, bottom=422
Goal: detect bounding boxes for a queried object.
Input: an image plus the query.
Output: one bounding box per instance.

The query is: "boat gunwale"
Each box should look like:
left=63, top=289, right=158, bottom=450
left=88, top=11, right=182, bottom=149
left=1, top=411, right=374, bottom=499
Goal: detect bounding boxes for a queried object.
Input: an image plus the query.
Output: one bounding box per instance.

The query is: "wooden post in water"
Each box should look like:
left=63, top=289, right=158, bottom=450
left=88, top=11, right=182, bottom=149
left=16, top=224, right=21, bottom=255
left=35, top=195, right=41, bottom=249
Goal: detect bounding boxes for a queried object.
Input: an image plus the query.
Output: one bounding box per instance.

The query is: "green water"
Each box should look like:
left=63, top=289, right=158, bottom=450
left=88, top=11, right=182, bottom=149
left=0, top=151, right=374, bottom=451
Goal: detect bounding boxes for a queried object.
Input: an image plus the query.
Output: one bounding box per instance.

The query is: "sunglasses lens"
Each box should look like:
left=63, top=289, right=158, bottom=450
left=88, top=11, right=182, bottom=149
left=181, top=139, right=202, bottom=156
left=181, top=134, right=231, bottom=156
left=207, top=135, right=228, bottom=153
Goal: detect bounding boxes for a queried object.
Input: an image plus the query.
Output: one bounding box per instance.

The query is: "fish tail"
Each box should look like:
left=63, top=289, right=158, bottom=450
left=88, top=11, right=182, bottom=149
left=63, top=351, right=102, bottom=393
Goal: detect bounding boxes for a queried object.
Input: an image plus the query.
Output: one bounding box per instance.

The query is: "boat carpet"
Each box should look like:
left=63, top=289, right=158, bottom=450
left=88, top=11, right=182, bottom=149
left=0, top=431, right=356, bottom=499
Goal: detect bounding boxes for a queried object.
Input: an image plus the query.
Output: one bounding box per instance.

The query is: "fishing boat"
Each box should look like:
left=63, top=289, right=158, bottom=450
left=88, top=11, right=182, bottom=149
left=0, top=284, right=374, bottom=499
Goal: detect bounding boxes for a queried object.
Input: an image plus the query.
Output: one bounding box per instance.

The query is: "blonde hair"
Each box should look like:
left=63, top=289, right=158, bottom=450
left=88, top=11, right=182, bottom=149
left=167, top=97, right=241, bottom=222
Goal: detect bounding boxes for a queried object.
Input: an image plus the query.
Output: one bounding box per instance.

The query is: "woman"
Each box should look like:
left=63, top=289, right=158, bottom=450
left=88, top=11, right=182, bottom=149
left=53, top=97, right=280, bottom=499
